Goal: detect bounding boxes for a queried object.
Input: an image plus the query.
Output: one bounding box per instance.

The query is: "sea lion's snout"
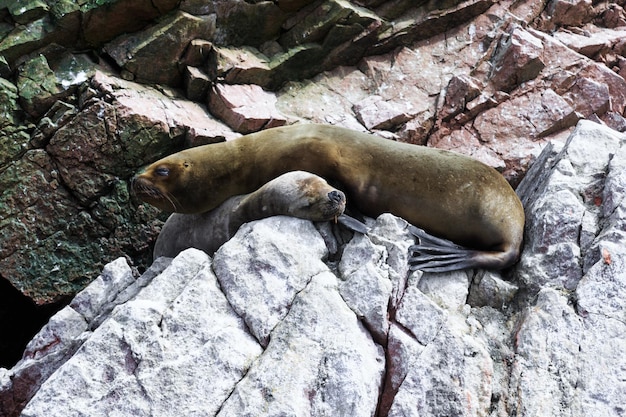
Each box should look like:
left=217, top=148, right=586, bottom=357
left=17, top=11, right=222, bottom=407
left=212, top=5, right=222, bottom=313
left=328, top=190, right=345, bottom=204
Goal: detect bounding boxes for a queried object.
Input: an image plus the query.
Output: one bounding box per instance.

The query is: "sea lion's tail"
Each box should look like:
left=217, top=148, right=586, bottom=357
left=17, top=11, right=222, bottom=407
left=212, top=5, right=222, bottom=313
left=408, top=225, right=519, bottom=273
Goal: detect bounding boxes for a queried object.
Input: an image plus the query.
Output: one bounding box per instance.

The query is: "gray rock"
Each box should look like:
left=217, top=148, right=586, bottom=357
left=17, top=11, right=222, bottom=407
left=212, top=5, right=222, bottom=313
left=20, top=249, right=262, bottom=417
left=516, top=120, right=625, bottom=291
left=217, top=271, right=384, bottom=417
left=212, top=217, right=329, bottom=346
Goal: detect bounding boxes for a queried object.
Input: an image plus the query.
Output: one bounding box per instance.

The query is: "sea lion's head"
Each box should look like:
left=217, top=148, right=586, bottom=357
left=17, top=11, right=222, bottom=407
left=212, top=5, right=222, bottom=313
left=132, top=154, right=195, bottom=212
left=133, top=141, right=255, bottom=214
left=273, top=171, right=346, bottom=221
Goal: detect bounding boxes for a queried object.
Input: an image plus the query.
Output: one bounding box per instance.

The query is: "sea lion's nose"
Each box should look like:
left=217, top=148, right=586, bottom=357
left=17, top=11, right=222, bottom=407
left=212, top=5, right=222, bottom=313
left=328, top=190, right=345, bottom=203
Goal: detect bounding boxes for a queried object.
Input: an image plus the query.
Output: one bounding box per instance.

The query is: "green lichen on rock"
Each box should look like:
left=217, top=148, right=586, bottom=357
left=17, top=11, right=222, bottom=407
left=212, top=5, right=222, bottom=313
left=0, top=78, right=22, bottom=129
left=17, top=55, right=60, bottom=100
left=0, top=129, right=30, bottom=167
left=0, top=17, right=55, bottom=63
left=0, top=148, right=160, bottom=304
left=7, top=0, right=50, bottom=24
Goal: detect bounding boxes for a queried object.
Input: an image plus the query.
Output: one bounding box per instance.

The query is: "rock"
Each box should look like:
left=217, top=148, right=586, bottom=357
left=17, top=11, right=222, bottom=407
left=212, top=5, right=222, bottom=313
left=353, top=94, right=413, bottom=130
left=15, top=250, right=263, bottom=417
left=467, top=270, right=519, bottom=309
left=16, top=55, right=67, bottom=118
left=490, top=25, right=545, bottom=92
left=474, top=89, right=579, bottom=142
left=103, top=11, right=216, bottom=85
left=439, top=74, right=483, bottom=122
left=601, top=3, right=626, bottom=28
left=279, top=0, right=381, bottom=49
left=4, top=218, right=388, bottom=417
left=211, top=217, right=329, bottom=346
left=207, top=0, right=287, bottom=47
left=216, top=271, right=384, bottom=417
left=0, top=77, right=23, bottom=130
left=1, top=70, right=237, bottom=305
left=183, top=66, right=211, bottom=101
left=545, top=0, right=593, bottom=28
left=207, top=45, right=272, bottom=86
left=515, top=120, right=625, bottom=292
left=7, top=0, right=49, bottom=25
left=207, top=83, right=287, bottom=133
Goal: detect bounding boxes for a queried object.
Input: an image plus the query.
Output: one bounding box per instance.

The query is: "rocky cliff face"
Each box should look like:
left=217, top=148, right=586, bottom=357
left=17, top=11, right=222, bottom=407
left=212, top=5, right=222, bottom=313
left=2, top=120, right=625, bottom=416
left=1, top=0, right=626, bottom=412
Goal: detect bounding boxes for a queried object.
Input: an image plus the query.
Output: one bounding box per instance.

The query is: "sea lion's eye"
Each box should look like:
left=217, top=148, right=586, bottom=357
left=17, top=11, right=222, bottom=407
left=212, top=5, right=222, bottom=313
left=155, top=167, right=170, bottom=177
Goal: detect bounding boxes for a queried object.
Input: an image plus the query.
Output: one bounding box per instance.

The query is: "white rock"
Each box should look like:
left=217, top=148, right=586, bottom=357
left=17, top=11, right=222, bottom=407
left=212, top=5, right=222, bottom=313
left=212, top=216, right=329, bottom=346
left=217, top=272, right=384, bottom=417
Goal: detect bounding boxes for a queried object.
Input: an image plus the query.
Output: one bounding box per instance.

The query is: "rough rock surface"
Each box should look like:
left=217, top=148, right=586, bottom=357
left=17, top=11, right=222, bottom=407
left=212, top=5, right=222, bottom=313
left=2, top=0, right=626, bottom=405
left=2, top=120, right=626, bottom=417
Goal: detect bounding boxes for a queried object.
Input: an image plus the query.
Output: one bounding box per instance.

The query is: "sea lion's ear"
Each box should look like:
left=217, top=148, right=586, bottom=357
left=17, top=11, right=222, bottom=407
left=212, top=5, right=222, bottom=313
left=155, top=166, right=170, bottom=177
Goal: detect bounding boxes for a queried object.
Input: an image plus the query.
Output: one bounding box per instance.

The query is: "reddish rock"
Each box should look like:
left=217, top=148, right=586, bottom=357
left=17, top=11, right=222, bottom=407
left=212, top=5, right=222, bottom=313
left=564, top=77, right=610, bottom=117
left=207, top=45, right=272, bottom=86
left=428, top=127, right=505, bottom=171
left=180, top=39, right=213, bottom=67
left=473, top=89, right=578, bottom=143
left=601, top=111, right=626, bottom=132
left=601, top=3, right=626, bottom=28
left=208, top=83, right=287, bottom=133
left=490, top=26, right=545, bottom=92
left=546, top=0, right=593, bottom=27
left=396, top=114, right=433, bottom=146
left=439, top=75, right=483, bottom=121
left=552, top=28, right=626, bottom=59
left=353, top=95, right=412, bottom=130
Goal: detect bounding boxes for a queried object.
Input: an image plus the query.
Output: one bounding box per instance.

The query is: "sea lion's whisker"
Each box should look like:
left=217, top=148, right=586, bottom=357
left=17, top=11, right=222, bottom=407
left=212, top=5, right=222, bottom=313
left=162, top=191, right=181, bottom=212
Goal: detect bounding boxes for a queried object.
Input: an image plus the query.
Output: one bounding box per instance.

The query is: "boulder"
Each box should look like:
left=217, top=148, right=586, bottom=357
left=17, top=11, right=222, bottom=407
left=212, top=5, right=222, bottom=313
left=208, top=83, right=287, bottom=133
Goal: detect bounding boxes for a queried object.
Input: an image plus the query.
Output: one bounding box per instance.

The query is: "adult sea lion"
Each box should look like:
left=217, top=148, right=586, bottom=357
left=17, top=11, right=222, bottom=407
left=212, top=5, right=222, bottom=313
left=152, top=171, right=347, bottom=259
left=133, top=124, right=525, bottom=272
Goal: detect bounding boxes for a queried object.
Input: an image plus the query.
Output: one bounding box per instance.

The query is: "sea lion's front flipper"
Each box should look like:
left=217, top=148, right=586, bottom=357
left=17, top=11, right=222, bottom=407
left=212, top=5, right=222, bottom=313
left=338, top=214, right=369, bottom=234
left=408, top=225, right=481, bottom=273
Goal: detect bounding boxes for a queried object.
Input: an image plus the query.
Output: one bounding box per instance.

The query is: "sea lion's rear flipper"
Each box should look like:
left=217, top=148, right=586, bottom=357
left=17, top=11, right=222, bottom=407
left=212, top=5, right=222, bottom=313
left=338, top=214, right=369, bottom=234
left=408, top=225, right=482, bottom=273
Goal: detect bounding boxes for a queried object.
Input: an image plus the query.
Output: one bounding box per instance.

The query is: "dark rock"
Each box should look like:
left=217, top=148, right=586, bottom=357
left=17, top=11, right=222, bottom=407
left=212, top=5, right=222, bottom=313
left=0, top=77, right=22, bottom=129
left=279, top=0, right=380, bottom=49
left=601, top=3, right=626, bottom=28
left=16, top=52, right=96, bottom=118
left=210, top=0, right=288, bottom=47
left=366, top=0, right=496, bottom=55
left=103, top=11, right=216, bottom=86
left=184, top=66, right=211, bottom=101
left=81, top=0, right=180, bottom=47
left=7, top=0, right=49, bottom=24
left=180, top=39, right=213, bottom=67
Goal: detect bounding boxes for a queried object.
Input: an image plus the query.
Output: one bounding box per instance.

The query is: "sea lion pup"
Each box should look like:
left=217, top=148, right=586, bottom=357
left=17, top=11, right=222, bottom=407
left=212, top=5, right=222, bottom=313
left=152, top=171, right=348, bottom=259
left=134, top=124, right=525, bottom=272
